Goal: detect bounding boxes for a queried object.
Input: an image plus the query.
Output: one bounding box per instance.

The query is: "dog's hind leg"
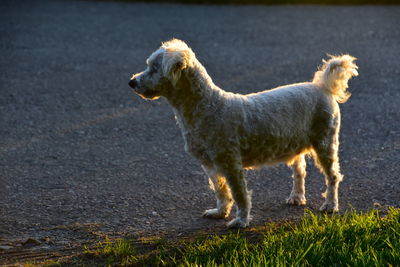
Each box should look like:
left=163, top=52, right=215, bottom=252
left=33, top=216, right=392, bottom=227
left=286, top=155, right=307, bottom=206
left=202, top=166, right=234, bottom=219
left=314, top=130, right=343, bottom=213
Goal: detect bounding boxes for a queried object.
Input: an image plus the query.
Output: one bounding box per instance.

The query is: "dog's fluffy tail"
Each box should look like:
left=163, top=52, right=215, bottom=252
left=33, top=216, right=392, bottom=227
left=312, top=55, right=358, bottom=103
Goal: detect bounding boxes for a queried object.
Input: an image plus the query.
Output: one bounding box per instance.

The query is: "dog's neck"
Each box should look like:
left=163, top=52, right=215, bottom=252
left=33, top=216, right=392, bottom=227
left=166, top=60, right=223, bottom=128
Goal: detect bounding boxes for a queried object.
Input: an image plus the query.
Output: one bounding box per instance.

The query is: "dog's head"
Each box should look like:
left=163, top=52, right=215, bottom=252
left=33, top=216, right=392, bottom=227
left=129, top=39, right=193, bottom=100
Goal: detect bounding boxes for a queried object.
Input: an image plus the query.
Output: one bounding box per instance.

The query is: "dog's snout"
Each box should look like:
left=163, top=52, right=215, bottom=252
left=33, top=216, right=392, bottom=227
left=129, top=78, right=138, bottom=89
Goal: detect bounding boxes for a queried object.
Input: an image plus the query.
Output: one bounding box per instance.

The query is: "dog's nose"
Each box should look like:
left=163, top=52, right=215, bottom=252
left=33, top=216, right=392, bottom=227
left=129, top=78, right=138, bottom=89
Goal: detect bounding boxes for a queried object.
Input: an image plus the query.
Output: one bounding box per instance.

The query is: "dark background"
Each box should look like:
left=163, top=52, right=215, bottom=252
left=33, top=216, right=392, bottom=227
left=117, top=0, right=400, bottom=5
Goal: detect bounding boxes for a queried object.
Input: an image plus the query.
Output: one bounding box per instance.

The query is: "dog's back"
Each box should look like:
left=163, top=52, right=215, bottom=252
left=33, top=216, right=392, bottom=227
left=205, top=54, right=358, bottom=169
left=230, top=82, right=336, bottom=167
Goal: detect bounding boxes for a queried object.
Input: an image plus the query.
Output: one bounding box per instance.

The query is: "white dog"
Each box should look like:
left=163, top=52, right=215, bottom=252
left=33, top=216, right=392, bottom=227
left=129, top=39, right=358, bottom=228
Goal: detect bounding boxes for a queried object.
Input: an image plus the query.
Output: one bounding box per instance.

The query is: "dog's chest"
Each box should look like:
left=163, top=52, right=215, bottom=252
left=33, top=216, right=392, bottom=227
left=174, top=113, right=212, bottom=163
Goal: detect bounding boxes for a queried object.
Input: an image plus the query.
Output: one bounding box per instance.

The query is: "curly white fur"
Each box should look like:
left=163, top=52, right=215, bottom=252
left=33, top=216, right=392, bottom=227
left=129, top=39, right=358, bottom=228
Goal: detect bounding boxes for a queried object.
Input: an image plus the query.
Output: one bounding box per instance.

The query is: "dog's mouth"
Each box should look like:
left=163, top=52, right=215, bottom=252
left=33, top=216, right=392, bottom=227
left=133, top=87, right=160, bottom=100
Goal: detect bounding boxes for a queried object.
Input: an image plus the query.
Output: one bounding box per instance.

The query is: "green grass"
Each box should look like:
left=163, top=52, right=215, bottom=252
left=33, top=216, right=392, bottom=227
left=84, top=238, right=138, bottom=266
left=81, top=208, right=400, bottom=266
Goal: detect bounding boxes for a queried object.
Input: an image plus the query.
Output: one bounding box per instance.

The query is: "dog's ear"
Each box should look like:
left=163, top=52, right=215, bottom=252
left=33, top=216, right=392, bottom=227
left=162, top=51, right=189, bottom=85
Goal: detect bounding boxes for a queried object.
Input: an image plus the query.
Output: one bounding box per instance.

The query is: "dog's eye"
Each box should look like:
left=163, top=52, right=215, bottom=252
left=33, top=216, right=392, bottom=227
left=148, top=65, right=158, bottom=75
left=149, top=68, right=155, bottom=75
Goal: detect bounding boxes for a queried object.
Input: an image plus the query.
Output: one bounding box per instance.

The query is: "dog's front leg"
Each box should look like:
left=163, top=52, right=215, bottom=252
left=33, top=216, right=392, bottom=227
left=219, top=162, right=252, bottom=228
left=202, top=166, right=234, bottom=219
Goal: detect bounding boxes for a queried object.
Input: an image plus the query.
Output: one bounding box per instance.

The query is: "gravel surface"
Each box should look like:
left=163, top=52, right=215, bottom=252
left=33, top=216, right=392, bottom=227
left=1, top=0, right=399, bottom=262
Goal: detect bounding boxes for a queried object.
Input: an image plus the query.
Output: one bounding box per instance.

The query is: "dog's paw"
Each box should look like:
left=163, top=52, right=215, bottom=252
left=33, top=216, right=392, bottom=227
left=227, top=217, right=249, bottom=228
left=320, top=201, right=339, bottom=213
left=202, top=208, right=228, bottom=219
left=286, top=194, right=307, bottom=206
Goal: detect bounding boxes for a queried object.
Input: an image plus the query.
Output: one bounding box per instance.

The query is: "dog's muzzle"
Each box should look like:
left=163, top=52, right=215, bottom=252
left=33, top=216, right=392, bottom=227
left=129, top=78, right=138, bottom=89
left=129, top=78, right=159, bottom=100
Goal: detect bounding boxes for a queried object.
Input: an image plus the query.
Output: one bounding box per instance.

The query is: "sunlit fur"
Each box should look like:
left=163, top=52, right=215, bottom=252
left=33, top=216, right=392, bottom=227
left=129, top=39, right=358, bottom=228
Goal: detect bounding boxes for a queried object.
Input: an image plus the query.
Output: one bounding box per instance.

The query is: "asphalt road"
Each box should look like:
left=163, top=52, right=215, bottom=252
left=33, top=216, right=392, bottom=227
left=0, top=0, right=399, bottom=261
